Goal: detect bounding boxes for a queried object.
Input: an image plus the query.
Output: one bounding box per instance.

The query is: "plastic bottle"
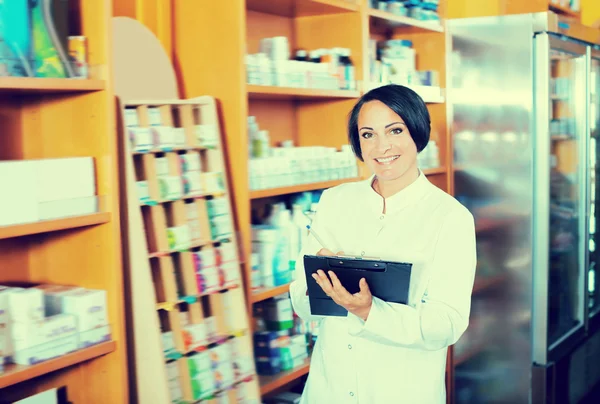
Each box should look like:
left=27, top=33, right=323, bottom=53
left=248, top=116, right=260, bottom=157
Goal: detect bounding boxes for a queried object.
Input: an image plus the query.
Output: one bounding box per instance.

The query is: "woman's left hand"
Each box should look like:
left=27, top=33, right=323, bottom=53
left=312, top=270, right=373, bottom=321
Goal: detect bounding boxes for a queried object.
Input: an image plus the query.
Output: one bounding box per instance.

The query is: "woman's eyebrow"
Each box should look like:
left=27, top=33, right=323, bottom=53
left=359, top=126, right=374, bottom=131
left=385, top=121, right=405, bottom=128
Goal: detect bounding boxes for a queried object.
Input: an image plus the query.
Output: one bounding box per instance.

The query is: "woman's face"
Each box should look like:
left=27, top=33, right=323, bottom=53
left=357, top=100, right=418, bottom=182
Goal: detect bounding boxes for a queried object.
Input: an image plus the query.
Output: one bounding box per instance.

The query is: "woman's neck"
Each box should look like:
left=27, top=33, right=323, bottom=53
left=373, top=164, right=420, bottom=199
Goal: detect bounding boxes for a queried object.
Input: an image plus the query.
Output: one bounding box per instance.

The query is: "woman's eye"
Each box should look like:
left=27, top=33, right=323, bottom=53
left=361, top=132, right=374, bottom=139
left=391, top=128, right=403, bottom=135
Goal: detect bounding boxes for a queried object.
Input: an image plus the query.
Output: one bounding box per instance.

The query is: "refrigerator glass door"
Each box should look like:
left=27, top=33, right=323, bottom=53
left=533, top=33, right=588, bottom=365
left=589, top=50, right=600, bottom=319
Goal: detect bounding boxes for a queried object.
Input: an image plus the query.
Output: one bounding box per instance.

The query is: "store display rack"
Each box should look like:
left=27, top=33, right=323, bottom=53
left=118, top=97, right=261, bottom=404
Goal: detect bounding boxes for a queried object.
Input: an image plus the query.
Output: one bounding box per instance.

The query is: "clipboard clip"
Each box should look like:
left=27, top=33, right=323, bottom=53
left=335, top=254, right=382, bottom=261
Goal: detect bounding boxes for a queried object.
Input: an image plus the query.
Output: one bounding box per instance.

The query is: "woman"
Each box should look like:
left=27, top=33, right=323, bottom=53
left=289, top=84, right=477, bottom=403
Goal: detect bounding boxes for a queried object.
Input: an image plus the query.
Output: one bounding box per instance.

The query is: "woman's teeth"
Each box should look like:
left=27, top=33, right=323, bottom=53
left=375, top=156, right=400, bottom=164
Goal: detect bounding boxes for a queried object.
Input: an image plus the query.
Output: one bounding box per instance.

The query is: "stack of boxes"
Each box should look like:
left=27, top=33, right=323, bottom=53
left=207, top=197, right=234, bottom=241
left=254, top=294, right=309, bottom=376
left=0, top=284, right=109, bottom=367
left=192, top=246, right=241, bottom=296
left=165, top=361, right=184, bottom=403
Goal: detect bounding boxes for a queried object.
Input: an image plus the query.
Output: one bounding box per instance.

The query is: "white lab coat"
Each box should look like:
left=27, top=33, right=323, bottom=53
left=290, top=172, right=477, bottom=404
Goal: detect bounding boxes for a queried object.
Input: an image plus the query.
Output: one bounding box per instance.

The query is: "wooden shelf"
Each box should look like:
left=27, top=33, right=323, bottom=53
left=250, top=177, right=361, bottom=199
left=0, top=212, right=111, bottom=240
left=246, top=0, right=359, bottom=17
left=251, top=283, right=291, bottom=303
left=259, top=357, right=311, bottom=395
left=0, top=77, right=105, bottom=95
left=368, top=9, right=444, bottom=33
left=423, top=167, right=446, bottom=175
left=549, top=3, right=580, bottom=18
left=0, top=341, right=116, bottom=389
left=247, top=85, right=360, bottom=101
left=363, top=84, right=445, bottom=104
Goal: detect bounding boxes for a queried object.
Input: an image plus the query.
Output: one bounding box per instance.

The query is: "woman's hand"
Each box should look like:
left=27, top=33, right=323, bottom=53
left=312, top=248, right=373, bottom=321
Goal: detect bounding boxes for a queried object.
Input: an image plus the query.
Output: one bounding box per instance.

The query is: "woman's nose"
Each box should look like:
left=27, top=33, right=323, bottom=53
left=376, top=134, right=392, bottom=152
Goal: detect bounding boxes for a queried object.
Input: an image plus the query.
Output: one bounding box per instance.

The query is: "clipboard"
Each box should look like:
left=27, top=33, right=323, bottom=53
left=304, top=254, right=412, bottom=317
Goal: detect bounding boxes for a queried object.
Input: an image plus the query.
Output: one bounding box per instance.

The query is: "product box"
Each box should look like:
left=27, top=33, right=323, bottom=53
left=255, top=355, right=281, bottom=376
left=204, top=317, right=218, bottom=342
left=196, top=266, right=220, bottom=295
left=158, top=176, right=184, bottom=201
left=191, top=370, right=216, bottom=401
left=218, top=262, right=241, bottom=289
left=162, top=331, right=177, bottom=357
left=151, top=126, right=176, bottom=150
left=183, top=171, right=204, bottom=197
left=213, top=360, right=235, bottom=390
left=201, top=171, right=224, bottom=194
left=188, top=351, right=211, bottom=379
left=7, top=287, right=45, bottom=324
left=129, top=127, right=153, bottom=152
left=167, top=225, right=192, bottom=250
left=216, top=243, right=237, bottom=264
left=124, top=109, right=139, bottom=127
left=136, top=181, right=151, bottom=204
left=0, top=286, right=17, bottom=363
left=209, top=342, right=232, bottom=366
left=180, top=153, right=202, bottom=173
left=12, top=314, right=78, bottom=365
left=192, top=249, right=218, bottom=271
left=206, top=197, right=230, bottom=217
left=195, top=124, right=219, bottom=148
left=279, top=342, right=308, bottom=371
left=210, top=214, right=233, bottom=240
left=45, top=288, right=107, bottom=333
left=182, top=323, right=208, bottom=352
left=155, top=157, right=170, bottom=177
left=253, top=331, right=285, bottom=358
left=229, top=336, right=255, bottom=379
left=263, top=297, right=294, bottom=331
left=165, top=360, right=181, bottom=381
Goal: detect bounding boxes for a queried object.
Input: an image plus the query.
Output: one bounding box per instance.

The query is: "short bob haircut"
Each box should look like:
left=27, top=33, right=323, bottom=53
left=347, top=84, right=431, bottom=161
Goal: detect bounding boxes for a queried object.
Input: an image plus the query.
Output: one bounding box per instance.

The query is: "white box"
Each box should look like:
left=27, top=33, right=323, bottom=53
left=12, top=314, right=78, bottom=365
left=58, top=289, right=108, bottom=332
left=36, top=157, right=95, bottom=203
left=0, top=286, right=18, bottom=362
left=34, top=284, right=83, bottom=317
left=0, top=162, right=38, bottom=225
left=8, top=288, right=44, bottom=324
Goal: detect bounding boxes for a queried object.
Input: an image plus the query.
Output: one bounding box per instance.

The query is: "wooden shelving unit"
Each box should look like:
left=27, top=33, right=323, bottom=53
left=549, top=2, right=581, bottom=18
left=118, top=97, right=261, bottom=403
left=246, top=0, right=359, bottom=17
left=0, top=1, right=127, bottom=403
left=247, top=85, right=361, bottom=100
left=0, top=77, right=106, bottom=94
left=0, top=341, right=116, bottom=389
left=0, top=212, right=111, bottom=240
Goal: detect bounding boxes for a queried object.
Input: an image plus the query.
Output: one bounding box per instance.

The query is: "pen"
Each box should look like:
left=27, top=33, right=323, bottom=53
left=306, top=225, right=328, bottom=250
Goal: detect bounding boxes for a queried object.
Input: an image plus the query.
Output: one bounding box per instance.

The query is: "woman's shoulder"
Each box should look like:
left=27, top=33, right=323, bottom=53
left=425, top=183, right=474, bottom=225
left=317, top=178, right=369, bottom=206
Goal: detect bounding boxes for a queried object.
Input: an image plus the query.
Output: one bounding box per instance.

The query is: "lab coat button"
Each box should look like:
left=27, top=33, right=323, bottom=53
left=379, top=215, right=384, bottom=220
left=348, top=344, right=352, bottom=349
left=349, top=392, right=355, bottom=397
left=361, top=251, right=365, bottom=256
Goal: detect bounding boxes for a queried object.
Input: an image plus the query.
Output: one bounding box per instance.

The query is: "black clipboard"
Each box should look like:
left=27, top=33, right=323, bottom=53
left=304, top=254, right=412, bottom=317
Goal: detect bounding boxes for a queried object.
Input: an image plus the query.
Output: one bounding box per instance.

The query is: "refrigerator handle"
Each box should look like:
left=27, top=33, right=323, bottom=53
left=532, top=32, right=551, bottom=366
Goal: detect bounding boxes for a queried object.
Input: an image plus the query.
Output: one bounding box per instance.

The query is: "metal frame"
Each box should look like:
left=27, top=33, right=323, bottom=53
left=532, top=32, right=551, bottom=366
left=532, top=33, right=590, bottom=366
left=589, top=47, right=600, bottom=333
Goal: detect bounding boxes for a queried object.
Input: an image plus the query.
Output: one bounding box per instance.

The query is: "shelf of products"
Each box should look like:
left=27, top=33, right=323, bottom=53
left=0, top=341, right=116, bottom=389
left=0, top=78, right=104, bottom=94
left=246, top=0, right=359, bottom=17
left=259, top=357, right=311, bottom=395
left=0, top=212, right=111, bottom=240
left=247, top=85, right=360, bottom=100
left=368, top=8, right=444, bottom=32
left=250, top=178, right=360, bottom=199
left=251, top=284, right=292, bottom=303
left=120, top=97, right=261, bottom=403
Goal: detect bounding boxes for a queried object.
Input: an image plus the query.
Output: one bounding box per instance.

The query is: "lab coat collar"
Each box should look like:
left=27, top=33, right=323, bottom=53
left=364, top=169, right=432, bottom=214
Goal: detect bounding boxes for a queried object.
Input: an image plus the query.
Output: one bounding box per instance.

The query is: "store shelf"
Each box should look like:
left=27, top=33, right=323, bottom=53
left=148, top=239, right=214, bottom=258
left=0, top=213, right=111, bottom=240
left=423, top=167, right=446, bottom=175
left=259, top=357, right=311, bottom=395
left=132, top=145, right=207, bottom=155
left=0, top=77, right=105, bottom=95
left=250, top=177, right=361, bottom=199
left=251, top=283, right=291, bottom=303
left=247, top=85, right=360, bottom=101
left=0, top=341, right=116, bottom=389
left=246, top=0, right=359, bottom=17
left=549, top=3, right=580, bottom=18
left=363, top=84, right=445, bottom=104
left=368, top=9, right=444, bottom=33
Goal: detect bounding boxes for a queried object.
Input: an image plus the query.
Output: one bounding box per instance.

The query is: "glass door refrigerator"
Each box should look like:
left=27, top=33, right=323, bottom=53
left=447, top=12, right=599, bottom=404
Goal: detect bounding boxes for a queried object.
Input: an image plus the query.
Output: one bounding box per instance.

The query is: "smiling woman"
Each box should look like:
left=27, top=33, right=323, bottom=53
left=289, top=84, right=477, bottom=403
